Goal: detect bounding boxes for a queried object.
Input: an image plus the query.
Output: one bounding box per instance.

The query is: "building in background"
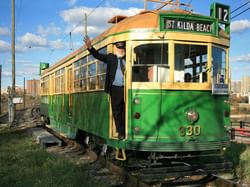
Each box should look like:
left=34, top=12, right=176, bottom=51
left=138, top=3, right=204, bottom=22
left=241, top=76, right=250, bottom=97
left=27, top=79, right=40, bottom=97
left=231, top=80, right=241, bottom=95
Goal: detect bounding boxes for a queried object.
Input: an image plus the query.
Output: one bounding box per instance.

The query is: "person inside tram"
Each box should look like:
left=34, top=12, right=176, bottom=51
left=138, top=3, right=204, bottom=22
left=184, top=73, right=192, bottom=82
left=84, top=36, right=126, bottom=140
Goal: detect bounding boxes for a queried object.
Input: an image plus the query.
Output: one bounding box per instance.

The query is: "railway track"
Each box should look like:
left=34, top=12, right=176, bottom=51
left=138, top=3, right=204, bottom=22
left=38, top=126, right=241, bottom=187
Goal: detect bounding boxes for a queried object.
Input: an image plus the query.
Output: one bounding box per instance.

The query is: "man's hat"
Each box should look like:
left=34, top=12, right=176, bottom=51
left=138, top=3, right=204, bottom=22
left=115, top=41, right=125, bottom=49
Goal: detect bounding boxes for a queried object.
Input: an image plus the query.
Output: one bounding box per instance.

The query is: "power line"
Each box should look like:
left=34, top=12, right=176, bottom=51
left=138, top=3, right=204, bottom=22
left=231, top=7, right=250, bottom=19
left=231, top=0, right=250, bottom=14
left=47, top=0, right=107, bottom=63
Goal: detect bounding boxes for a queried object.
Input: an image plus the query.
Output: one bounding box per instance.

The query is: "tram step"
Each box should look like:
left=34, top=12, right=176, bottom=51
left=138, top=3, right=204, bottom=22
left=30, top=127, right=62, bottom=148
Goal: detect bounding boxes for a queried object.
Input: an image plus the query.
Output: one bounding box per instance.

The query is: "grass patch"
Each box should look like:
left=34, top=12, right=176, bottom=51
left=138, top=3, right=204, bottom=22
left=0, top=128, right=106, bottom=187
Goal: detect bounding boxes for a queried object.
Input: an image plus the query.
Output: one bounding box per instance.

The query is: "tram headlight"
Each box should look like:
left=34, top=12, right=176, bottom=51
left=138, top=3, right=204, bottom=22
left=186, top=109, right=199, bottom=123
left=133, top=98, right=140, bottom=104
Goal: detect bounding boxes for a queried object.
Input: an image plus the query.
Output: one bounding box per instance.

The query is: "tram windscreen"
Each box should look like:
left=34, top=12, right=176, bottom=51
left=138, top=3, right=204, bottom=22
left=175, top=44, right=208, bottom=83
left=212, top=46, right=226, bottom=84
left=132, top=43, right=169, bottom=82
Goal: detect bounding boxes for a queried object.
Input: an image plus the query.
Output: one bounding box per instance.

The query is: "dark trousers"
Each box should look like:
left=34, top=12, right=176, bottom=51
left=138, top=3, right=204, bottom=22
left=110, top=85, right=125, bottom=136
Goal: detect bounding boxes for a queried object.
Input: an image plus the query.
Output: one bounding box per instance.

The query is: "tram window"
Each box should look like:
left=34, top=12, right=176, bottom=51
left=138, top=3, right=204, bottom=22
left=99, top=46, right=107, bottom=54
left=97, top=61, right=106, bottom=90
left=74, top=61, right=80, bottom=68
left=81, top=56, right=87, bottom=65
left=98, top=74, right=105, bottom=89
left=132, top=43, right=169, bottom=82
left=88, top=77, right=96, bottom=90
left=41, top=76, right=50, bottom=95
left=79, top=66, right=87, bottom=91
left=74, top=69, right=79, bottom=80
left=98, top=61, right=107, bottom=74
left=175, top=44, right=207, bottom=83
left=88, top=63, right=97, bottom=90
left=134, top=44, right=168, bottom=65
left=88, top=54, right=95, bottom=62
left=212, top=47, right=226, bottom=84
left=80, top=66, right=86, bottom=79
left=55, top=68, right=65, bottom=93
left=80, top=79, right=87, bottom=90
left=88, top=63, right=96, bottom=77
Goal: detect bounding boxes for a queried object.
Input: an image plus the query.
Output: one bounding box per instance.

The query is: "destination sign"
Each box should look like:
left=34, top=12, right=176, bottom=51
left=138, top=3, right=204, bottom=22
left=162, top=18, right=213, bottom=34
left=212, top=83, right=229, bottom=95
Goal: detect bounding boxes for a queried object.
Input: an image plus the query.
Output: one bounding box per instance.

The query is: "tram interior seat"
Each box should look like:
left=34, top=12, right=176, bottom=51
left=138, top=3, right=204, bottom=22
left=174, top=70, right=184, bottom=82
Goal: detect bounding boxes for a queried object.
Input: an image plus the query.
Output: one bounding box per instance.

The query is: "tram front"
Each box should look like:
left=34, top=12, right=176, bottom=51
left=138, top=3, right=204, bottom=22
left=126, top=3, right=231, bottom=153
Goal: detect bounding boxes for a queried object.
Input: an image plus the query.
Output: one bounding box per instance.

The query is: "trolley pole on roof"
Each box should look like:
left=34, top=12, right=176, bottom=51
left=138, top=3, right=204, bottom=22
left=9, top=0, right=16, bottom=125
left=84, top=13, right=88, bottom=37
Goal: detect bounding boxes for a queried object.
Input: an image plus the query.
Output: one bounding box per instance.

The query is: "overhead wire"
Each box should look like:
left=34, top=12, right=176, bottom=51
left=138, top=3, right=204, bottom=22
left=231, top=7, right=250, bottom=20
left=231, top=0, right=250, bottom=14
left=47, top=0, right=107, bottom=63
left=231, top=0, right=250, bottom=19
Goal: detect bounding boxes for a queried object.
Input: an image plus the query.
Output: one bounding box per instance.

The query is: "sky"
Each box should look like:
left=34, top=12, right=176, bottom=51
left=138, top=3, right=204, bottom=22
left=0, top=0, right=250, bottom=89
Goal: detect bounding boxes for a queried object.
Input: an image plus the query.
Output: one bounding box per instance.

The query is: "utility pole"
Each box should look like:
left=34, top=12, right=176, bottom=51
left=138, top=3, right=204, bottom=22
left=9, top=0, right=16, bottom=125
left=23, top=77, right=25, bottom=108
left=0, top=65, right=2, bottom=115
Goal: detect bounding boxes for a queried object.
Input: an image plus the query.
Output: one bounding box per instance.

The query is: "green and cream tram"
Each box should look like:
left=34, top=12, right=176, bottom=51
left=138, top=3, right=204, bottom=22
left=40, top=1, right=231, bottom=162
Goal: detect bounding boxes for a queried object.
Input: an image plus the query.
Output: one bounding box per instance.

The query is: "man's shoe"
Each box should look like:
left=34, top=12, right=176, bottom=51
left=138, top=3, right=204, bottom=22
left=118, top=134, right=124, bottom=140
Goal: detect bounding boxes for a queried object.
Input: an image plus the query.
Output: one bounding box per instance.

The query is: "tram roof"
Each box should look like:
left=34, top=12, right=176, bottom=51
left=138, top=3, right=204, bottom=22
left=42, top=9, right=229, bottom=75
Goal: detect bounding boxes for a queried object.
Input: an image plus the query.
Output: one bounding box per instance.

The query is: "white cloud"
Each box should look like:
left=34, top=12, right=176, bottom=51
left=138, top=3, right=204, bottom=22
left=0, top=40, right=11, bottom=52
left=2, top=70, right=11, bottom=77
left=231, top=53, right=250, bottom=62
left=16, top=32, right=71, bottom=51
left=37, top=23, right=62, bottom=37
left=231, top=19, right=250, bottom=33
left=0, top=27, right=10, bottom=35
left=17, top=67, right=40, bottom=77
left=18, top=32, right=48, bottom=48
left=60, top=6, right=142, bottom=36
left=67, top=0, right=77, bottom=6
left=49, top=39, right=65, bottom=49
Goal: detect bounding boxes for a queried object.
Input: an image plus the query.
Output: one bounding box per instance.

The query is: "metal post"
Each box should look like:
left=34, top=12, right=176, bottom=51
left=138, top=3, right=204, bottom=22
left=0, top=65, right=1, bottom=115
left=23, top=77, right=25, bottom=108
left=7, top=0, right=16, bottom=125
left=10, top=0, right=15, bottom=125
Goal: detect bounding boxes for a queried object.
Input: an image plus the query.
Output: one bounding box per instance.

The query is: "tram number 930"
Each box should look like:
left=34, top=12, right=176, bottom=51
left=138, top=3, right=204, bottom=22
left=179, top=125, right=201, bottom=136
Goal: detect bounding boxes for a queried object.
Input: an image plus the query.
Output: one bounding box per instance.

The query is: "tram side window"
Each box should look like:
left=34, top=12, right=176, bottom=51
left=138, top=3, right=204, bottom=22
left=41, top=76, right=49, bottom=95
left=97, top=61, right=106, bottom=89
left=88, top=63, right=97, bottom=90
left=175, top=44, right=208, bottom=83
left=74, top=57, right=87, bottom=91
left=212, top=46, right=226, bottom=84
left=74, top=69, right=80, bottom=91
left=55, top=68, right=65, bottom=93
left=79, top=66, right=87, bottom=90
left=132, top=43, right=169, bottom=82
left=97, top=47, right=107, bottom=90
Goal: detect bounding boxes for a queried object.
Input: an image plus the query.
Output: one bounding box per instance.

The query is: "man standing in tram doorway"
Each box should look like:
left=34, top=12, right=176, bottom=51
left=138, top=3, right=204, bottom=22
left=84, top=36, right=126, bottom=140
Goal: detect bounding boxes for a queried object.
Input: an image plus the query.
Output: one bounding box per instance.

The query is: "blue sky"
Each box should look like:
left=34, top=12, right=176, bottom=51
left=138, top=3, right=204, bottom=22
left=0, top=0, right=250, bottom=89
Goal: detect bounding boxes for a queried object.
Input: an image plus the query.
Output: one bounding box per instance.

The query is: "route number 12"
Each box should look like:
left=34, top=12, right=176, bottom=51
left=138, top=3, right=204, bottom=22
left=216, top=4, right=230, bottom=23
